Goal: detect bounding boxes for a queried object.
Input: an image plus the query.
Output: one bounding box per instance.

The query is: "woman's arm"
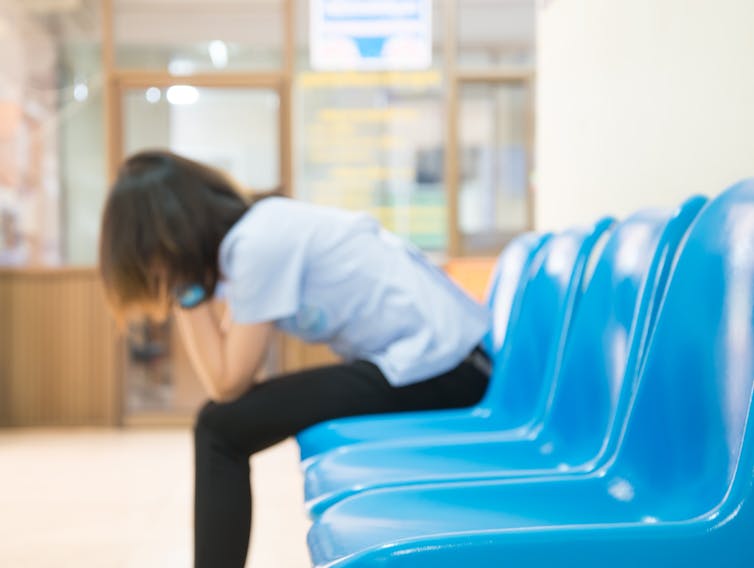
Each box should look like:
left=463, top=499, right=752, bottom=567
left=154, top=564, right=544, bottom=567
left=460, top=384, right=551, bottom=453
left=173, top=302, right=273, bottom=402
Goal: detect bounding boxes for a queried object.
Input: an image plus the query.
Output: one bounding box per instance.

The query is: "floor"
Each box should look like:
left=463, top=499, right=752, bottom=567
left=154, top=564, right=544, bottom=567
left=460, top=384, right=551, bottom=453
left=0, top=429, right=311, bottom=567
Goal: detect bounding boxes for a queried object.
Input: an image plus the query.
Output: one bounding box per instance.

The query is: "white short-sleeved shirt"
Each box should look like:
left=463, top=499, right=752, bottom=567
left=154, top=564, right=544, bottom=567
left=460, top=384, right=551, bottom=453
left=218, top=197, right=490, bottom=387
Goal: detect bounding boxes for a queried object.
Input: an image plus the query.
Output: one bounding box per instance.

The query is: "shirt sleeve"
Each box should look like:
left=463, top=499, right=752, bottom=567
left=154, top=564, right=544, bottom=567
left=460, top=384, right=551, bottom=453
left=222, top=218, right=307, bottom=325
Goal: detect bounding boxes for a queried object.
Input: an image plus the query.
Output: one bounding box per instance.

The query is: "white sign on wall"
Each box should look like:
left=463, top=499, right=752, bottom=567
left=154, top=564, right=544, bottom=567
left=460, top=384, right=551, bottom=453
left=310, top=0, right=432, bottom=71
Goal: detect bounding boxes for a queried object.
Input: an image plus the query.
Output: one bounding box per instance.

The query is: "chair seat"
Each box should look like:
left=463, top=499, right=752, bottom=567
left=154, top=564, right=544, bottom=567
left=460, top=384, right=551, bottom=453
left=297, top=407, right=525, bottom=466
left=305, top=434, right=583, bottom=516
left=309, top=475, right=687, bottom=567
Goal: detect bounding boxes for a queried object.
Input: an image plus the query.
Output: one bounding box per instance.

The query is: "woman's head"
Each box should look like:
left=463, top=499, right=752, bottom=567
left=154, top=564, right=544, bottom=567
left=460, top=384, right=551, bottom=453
left=99, top=150, right=250, bottom=323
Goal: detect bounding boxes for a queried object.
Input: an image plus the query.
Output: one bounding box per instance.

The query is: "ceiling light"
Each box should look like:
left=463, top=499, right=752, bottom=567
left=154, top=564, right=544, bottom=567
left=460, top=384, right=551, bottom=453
left=208, top=40, right=228, bottom=69
left=166, top=85, right=199, bottom=105
left=145, top=87, right=161, bottom=104
left=73, top=81, right=88, bottom=102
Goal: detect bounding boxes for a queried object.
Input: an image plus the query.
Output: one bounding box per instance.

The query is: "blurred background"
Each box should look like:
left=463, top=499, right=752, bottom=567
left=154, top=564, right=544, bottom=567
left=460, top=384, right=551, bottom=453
left=1, top=0, right=753, bottom=566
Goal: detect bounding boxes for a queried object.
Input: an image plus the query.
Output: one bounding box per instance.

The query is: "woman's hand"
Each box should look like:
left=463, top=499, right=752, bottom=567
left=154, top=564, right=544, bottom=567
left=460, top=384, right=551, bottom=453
left=173, top=302, right=273, bottom=403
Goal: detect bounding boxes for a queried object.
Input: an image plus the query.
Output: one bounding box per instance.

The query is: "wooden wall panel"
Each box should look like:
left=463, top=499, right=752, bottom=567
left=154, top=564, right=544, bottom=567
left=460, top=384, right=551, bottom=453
left=0, top=269, right=119, bottom=427
left=0, top=276, right=11, bottom=426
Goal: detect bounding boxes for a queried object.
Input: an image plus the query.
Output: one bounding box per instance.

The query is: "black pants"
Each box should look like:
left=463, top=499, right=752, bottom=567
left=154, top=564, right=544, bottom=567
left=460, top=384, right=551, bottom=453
left=193, top=355, right=490, bottom=568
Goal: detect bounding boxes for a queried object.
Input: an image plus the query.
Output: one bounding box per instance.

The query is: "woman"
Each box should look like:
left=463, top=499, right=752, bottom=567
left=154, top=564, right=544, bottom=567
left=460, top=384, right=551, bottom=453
left=99, top=150, right=491, bottom=567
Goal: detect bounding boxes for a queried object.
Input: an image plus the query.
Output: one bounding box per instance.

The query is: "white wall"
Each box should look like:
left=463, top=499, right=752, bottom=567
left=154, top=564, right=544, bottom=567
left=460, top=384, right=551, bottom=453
left=535, top=0, right=754, bottom=230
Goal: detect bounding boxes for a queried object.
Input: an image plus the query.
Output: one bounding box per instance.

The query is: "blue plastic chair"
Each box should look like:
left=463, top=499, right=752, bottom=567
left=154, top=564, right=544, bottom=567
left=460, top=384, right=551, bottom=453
left=296, top=231, right=547, bottom=463
left=480, top=233, right=549, bottom=357
left=297, top=221, right=610, bottom=464
left=307, top=180, right=754, bottom=567
left=303, top=197, right=705, bottom=517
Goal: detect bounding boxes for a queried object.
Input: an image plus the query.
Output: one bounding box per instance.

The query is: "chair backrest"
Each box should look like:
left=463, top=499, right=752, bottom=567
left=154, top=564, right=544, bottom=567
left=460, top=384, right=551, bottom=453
left=481, top=232, right=550, bottom=357
left=612, top=180, right=754, bottom=519
left=540, top=197, right=706, bottom=463
left=481, top=217, right=614, bottom=425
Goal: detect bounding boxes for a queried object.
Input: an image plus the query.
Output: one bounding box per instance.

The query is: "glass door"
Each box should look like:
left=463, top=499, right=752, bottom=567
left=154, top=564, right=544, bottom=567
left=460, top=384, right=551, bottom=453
left=116, top=81, right=282, bottom=423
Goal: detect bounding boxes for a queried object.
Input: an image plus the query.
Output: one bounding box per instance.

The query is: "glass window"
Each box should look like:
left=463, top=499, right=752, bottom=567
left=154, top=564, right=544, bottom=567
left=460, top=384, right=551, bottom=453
left=295, top=72, right=447, bottom=251
left=458, top=0, right=535, bottom=69
left=459, top=81, right=531, bottom=254
left=122, top=86, right=280, bottom=190
left=113, top=0, right=283, bottom=72
left=0, top=0, right=104, bottom=266
left=295, top=0, right=447, bottom=252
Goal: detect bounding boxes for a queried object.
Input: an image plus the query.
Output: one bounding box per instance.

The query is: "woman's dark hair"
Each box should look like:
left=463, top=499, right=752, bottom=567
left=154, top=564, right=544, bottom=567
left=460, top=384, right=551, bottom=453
left=99, top=150, right=279, bottom=319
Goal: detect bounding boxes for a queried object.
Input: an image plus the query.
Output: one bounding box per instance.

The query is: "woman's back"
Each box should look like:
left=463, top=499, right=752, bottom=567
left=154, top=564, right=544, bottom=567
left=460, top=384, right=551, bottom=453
left=219, top=197, right=489, bottom=387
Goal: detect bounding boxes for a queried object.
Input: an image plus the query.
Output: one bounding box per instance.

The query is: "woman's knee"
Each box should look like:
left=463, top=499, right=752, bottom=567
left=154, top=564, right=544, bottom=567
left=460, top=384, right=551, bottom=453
left=194, top=400, right=251, bottom=460
left=194, top=399, right=229, bottom=439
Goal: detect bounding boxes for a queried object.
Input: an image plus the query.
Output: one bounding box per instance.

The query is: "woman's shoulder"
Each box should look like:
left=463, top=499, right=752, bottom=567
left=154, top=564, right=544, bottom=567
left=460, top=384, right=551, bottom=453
left=246, top=195, right=327, bottom=223
left=221, top=198, right=377, bottom=259
left=231, top=196, right=303, bottom=234
left=247, top=197, right=374, bottom=230
left=219, top=198, right=317, bottom=264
